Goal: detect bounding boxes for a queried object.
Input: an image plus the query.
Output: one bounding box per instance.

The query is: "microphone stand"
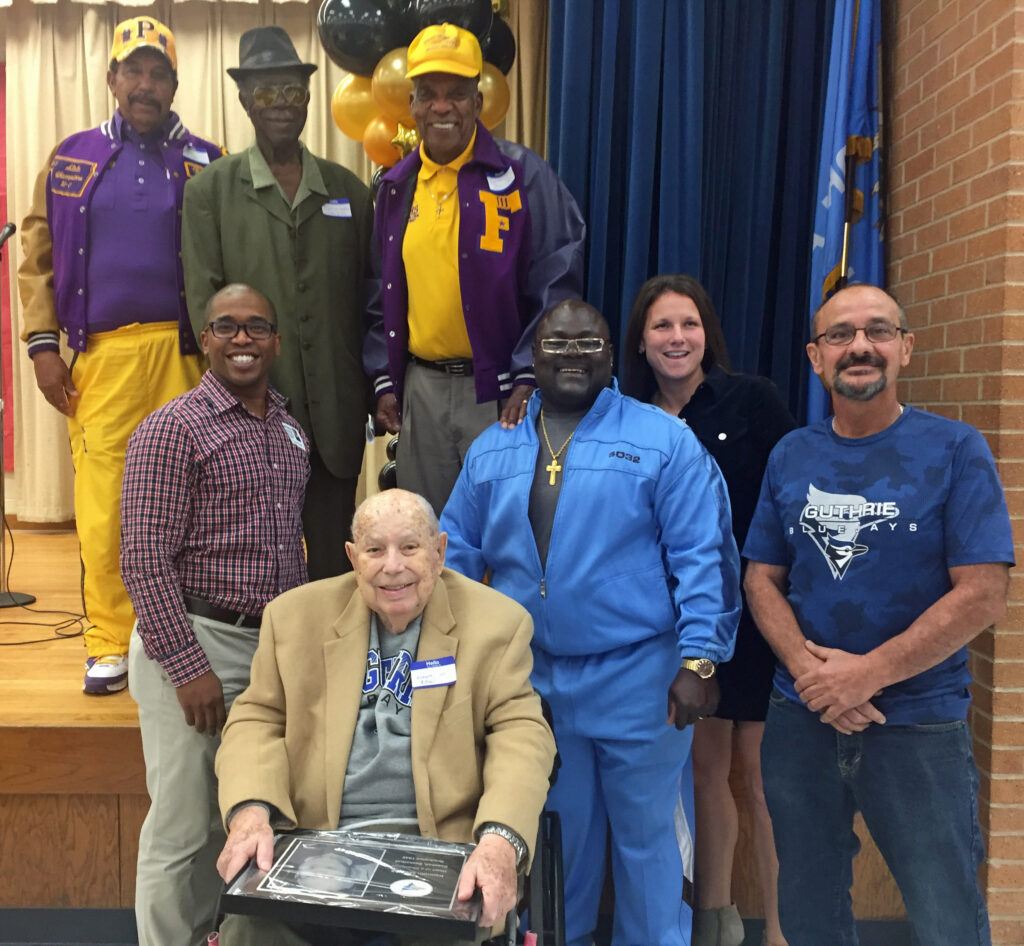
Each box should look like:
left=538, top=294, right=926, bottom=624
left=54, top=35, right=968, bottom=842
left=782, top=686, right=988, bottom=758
left=0, top=221, right=36, bottom=607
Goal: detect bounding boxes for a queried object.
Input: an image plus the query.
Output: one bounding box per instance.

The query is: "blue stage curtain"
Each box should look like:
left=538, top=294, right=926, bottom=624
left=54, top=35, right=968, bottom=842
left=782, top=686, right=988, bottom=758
left=549, top=0, right=835, bottom=417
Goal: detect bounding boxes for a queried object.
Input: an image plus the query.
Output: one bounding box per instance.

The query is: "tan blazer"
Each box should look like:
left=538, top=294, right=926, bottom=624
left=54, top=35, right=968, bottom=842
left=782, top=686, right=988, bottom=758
left=216, top=568, right=555, bottom=857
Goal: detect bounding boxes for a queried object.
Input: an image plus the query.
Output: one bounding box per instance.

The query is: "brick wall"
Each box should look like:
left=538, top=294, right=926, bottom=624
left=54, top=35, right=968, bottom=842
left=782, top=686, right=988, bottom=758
left=889, top=1, right=1024, bottom=941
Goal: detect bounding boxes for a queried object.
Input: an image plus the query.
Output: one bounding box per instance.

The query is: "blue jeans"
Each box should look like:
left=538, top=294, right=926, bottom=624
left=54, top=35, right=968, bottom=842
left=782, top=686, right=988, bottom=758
left=762, top=691, right=989, bottom=946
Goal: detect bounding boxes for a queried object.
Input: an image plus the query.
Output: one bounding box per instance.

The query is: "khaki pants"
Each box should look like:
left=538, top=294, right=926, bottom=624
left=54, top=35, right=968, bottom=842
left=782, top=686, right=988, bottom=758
left=69, top=321, right=202, bottom=657
left=130, top=616, right=261, bottom=946
left=396, top=362, right=499, bottom=518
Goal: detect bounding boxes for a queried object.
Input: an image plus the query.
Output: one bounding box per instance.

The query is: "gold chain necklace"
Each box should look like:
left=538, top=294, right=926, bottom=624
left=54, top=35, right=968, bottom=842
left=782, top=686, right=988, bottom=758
left=540, top=409, right=577, bottom=486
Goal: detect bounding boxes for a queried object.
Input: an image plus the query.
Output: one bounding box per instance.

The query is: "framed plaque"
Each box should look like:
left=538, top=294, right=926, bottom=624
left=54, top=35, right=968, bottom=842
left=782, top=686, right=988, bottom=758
left=221, top=830, right=481, bottom=939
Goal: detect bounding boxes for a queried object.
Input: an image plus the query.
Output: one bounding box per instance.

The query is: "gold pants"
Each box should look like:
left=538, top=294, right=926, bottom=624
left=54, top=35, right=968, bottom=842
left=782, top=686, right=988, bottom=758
left=68, top=321, right=203, bottom=658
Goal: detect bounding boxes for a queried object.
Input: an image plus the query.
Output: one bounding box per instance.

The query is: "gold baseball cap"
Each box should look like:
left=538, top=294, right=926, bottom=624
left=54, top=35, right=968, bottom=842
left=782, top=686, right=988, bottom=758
left=110, top=17, right=177, bottom=71
left=406, top=23, right=482, bottom=79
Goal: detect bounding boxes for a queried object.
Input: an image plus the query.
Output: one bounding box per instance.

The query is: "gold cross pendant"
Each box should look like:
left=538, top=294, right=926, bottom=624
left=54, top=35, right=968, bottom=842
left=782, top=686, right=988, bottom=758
left=546, top=458, right=562, bottom=486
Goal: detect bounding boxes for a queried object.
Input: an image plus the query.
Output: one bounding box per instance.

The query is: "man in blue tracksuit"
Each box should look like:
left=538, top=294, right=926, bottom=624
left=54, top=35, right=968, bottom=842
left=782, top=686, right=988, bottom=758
left=441, top=300, right=741, bottom=946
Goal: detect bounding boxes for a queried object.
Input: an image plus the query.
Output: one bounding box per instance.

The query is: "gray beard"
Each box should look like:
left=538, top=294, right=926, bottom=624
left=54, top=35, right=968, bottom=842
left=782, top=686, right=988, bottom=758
left=833, top=373, right=887, bottom=401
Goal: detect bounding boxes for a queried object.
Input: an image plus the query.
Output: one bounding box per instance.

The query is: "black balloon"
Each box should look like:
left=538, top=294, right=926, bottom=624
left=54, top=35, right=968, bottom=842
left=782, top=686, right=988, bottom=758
left=318, top=0, right=400, bottom=77
left=388, top=0, right=422, bottom=47
left=386, top=434, right=399, bottom=461
left=481, top=16, right=515, bottom=75
left=412, top=0, right=493, bottom=42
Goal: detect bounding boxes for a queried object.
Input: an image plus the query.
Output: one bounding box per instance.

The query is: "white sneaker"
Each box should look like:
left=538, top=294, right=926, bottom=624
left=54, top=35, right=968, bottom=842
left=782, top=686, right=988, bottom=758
left=83, top=654, right=128, bottom=694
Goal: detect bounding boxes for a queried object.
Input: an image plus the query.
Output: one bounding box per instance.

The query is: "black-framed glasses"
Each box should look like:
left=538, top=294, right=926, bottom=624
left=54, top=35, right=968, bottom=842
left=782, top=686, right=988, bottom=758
left=812, top=323, right=906, bottom=347
left=538, top=337, right=607, bottom=354
left=206, top=317, right=276, bottom=341
left=251, top=84, right=310, bottom=108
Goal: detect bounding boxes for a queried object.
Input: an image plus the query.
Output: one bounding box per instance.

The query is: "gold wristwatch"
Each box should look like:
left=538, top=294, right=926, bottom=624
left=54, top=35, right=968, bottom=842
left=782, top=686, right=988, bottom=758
left=681, top=657, right=716, bottom=679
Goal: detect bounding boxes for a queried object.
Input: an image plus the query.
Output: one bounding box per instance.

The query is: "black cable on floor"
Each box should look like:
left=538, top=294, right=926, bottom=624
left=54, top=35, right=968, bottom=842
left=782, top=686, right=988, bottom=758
left=0, top=519, right=86, bottom=645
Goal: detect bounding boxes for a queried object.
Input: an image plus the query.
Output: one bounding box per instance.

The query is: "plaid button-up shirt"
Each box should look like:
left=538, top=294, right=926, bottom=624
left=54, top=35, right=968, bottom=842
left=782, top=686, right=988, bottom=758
left=121, top=371, right=309, bottom=685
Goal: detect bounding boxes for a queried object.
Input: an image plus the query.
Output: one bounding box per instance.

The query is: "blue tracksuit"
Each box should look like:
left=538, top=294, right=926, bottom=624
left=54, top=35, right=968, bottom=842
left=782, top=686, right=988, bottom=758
left=442, top=382, right=741, bottom=946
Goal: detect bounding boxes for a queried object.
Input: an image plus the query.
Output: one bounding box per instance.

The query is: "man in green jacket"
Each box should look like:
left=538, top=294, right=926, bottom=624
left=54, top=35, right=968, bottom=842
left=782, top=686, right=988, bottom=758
left=182, top=26, right=371, bottom=579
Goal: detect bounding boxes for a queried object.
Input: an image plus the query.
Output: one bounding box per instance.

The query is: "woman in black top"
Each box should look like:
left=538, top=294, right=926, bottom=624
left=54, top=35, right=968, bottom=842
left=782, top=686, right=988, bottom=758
left=624, top=275, right=795, bottom=946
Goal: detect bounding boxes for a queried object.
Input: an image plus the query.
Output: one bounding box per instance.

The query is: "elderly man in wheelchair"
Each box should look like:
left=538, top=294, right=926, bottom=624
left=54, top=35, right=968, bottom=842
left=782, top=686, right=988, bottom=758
left=214, top=490, right=557, bottom=945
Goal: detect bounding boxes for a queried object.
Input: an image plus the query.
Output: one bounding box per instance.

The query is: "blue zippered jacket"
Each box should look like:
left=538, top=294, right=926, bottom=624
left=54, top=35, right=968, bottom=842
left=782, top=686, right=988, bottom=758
left=441, top=382, right=741, bottom=661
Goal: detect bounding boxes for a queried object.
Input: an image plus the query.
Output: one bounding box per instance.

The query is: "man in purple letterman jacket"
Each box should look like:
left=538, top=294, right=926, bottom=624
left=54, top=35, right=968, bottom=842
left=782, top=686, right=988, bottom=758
left=18, top=17, right=223, bottom=696
left=364, top=22, right=585, bottom=518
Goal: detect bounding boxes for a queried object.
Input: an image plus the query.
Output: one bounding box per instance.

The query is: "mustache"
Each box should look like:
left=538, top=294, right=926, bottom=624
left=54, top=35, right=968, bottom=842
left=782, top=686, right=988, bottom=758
left=836, top=351, right=886, bottom=372
left=128, top=93, right=161, bottom=108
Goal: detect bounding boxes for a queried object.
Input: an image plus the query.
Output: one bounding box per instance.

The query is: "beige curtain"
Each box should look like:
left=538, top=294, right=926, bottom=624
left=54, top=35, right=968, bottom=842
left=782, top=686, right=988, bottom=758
left=506, top=0, right=547, bottom=158
left=5, top=0, right=547, bottom=520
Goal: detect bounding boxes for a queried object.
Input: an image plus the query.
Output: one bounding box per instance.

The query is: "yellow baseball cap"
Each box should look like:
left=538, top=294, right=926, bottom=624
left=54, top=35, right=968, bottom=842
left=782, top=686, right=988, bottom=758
left=110, top=17, right=177, bottom=71
left=406, top=23, right=482, bottom=79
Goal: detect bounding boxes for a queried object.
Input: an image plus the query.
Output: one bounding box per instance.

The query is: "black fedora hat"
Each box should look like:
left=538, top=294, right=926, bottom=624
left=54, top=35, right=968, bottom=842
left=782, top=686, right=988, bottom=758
left=227, top=26, right=318, bottom=80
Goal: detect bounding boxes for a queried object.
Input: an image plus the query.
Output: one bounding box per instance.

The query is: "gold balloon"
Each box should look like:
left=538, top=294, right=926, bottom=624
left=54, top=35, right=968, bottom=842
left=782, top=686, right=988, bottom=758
left=372, top=47, right=415, bottom=128
left=363, top=115, right=403, bottom=167
left=391, top=124, right=421, bottom=158
left=479, top=62, right=510, bottom=130
left=331, top=74, right=379, bottom=141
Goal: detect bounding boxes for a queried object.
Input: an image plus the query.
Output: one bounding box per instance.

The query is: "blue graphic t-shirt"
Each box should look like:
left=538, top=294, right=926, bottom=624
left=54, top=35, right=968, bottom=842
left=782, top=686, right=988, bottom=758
left=743, top=407, right=1014, bottom=723
left=339, top=615, right=421, bottom=826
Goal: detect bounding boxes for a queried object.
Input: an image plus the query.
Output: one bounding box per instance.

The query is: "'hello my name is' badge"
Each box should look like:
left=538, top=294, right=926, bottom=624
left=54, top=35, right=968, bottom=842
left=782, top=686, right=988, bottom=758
left=182, top=144, right=210, bottom=165
left=486, top=166, right=515, bottom=192
left=281, top=422, right=307, bottom=450
left=410, top=656, right=456, bottom=689
left=322, top=198, right=352, bottom=218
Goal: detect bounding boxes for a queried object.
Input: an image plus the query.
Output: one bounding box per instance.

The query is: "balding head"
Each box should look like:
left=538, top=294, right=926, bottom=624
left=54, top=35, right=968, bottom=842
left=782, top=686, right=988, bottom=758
left=806, top=283, right=915, bottom=405
left=811, top=283, right=907, bottom=339
left=350, top=489, right=438, bottom=545
left=345, top=490, right=446, bottom=635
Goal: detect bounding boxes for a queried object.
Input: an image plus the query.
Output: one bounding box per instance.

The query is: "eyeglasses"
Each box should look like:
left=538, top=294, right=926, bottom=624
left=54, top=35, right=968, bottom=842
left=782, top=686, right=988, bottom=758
left=812, top=323, right=906, bottom=347
left=538, top=337, right=607, bottom=354
left=206, top=317, right=276, bottom=341
left=251, top=84, right=310, bottom=108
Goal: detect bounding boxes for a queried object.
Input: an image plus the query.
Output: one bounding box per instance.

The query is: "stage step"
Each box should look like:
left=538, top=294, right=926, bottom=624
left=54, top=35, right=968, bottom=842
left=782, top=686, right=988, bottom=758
left=0, top=531, right=147, bottom=910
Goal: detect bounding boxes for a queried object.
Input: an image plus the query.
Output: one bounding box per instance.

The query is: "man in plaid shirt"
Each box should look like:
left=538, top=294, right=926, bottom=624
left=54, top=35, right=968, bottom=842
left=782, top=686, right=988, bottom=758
left=121, top=283, right=310, bottom=946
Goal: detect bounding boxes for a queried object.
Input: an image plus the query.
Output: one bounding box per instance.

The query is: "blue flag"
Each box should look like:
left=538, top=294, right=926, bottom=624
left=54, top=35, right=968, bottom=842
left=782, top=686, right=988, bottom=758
left=807, top=0, right=884, bottom=422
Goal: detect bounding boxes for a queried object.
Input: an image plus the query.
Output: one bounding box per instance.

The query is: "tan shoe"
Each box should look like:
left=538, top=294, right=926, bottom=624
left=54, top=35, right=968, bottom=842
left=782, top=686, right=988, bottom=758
left=691, top=904, right=745, bottom=946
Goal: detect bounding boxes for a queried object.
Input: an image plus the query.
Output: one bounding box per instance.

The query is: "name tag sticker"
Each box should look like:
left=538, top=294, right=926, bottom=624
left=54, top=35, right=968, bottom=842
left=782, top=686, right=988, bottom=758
left=411, top=656, right=456, bottom=689
left=281, top=422, right=307, bottom=450
left=182, top=144, right=210, bottom=165
left=486, top=166, right=515, bottom=192
left=323, top=199, right=353, bottom=218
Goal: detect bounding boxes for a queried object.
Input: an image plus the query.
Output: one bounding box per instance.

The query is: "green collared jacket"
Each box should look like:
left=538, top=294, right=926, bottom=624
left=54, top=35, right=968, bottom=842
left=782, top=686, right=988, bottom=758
left=182, top=144, right=372, bottom=479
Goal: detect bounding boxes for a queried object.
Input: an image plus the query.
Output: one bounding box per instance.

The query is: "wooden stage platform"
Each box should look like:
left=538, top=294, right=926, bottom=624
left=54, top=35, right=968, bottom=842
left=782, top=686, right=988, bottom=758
left=0, top=529, right=146, bottom=910
left=0, top=528, right=905, bottom=921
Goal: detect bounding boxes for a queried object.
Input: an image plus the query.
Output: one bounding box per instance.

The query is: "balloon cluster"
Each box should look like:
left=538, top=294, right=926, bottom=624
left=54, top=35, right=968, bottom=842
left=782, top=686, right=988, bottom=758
left=320, top=0, right=516, bottom=167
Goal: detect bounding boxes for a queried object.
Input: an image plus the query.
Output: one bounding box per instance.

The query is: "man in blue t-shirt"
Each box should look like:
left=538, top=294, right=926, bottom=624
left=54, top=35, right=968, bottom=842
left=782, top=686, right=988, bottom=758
left=744, top=284, right=1013, bottom=946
